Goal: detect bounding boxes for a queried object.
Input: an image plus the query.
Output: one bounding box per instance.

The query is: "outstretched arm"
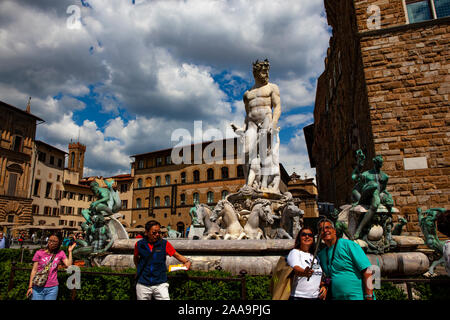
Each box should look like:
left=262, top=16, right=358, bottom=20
left=173, top=251, right=192, bottom=270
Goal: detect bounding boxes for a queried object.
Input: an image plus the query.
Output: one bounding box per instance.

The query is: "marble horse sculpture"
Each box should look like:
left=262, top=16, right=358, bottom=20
left=210, top=200, right=246, bottom=240
left=196, top=204, right=224, bottom=240
left=242, top=199, right=275, bottom=239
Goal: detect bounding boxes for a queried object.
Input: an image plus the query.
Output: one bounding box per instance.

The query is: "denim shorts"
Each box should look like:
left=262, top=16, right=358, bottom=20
left=32, top=285, right=59, bottom=300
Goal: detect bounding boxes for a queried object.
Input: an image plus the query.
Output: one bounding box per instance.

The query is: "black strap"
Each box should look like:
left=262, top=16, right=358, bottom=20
left=326, top=238, right=339, bottom=273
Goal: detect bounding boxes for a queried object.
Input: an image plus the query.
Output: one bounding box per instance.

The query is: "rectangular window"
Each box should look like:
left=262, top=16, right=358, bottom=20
left=165, top=175, right=171, bottom=185
left=121, top=200, right=128, bottom=209
left=435, top=0, right=450, bottom=17
left=138, top=160, right=144, bottom=169
left=120, top=184, right=128, bottom=193
left=406, top=0, right=433, bottom=22
left=33, top=179, right=40, bottom=197
left=405, top=0, right=450, bottom=22
left=44, top=206, right=51, bottom=216
left=32, top=205, right=39, bottom=214
left=49, top=155, right=55, bottom=165
left=77, top=208, right=82, bottom=215
left=12, top=136, right=22, bottom=152
left=7, top=173, right=18, bottom=196
left=52, top=208, right=59, bottom=216
left=156, top=157, right=162, bottom=167
left=38, top=151, right=46, bottom=162
left=61, top=206, right=65, bottom=215
left=45, top=182, right=52, bottom=198
left=58, top=158, right=63, bottom=168
left=79, top=194, right=84, bottom=201
left=166, top=156, right=171, bottom=165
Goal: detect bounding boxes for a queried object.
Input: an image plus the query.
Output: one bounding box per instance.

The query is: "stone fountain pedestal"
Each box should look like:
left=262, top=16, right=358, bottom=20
left=100, top=238, right=429, bottom=276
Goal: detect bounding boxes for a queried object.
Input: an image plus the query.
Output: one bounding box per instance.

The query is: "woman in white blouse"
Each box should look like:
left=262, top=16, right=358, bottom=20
left=287, top=227, right=327, bottom=300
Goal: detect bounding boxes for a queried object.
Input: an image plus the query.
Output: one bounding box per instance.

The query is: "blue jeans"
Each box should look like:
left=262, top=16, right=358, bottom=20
left=32, top=286, right=59, bottom=300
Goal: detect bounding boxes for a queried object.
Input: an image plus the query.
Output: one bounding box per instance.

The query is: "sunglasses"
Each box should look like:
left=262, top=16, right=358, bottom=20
left=150, top=231, right=162, bottom=235
left=300, top=233, right=314, bottom=237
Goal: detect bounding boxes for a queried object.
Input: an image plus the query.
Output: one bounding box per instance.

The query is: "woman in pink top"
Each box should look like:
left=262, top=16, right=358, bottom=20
left=26, top=233, right=76, bottom=300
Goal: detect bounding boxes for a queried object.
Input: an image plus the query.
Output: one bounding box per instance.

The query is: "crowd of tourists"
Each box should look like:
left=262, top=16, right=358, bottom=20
left=2, top=209, right=447, bottom=300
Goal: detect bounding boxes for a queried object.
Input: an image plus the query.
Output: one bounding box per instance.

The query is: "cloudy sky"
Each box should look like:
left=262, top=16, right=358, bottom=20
left=0, top=0, right=330, bottom=178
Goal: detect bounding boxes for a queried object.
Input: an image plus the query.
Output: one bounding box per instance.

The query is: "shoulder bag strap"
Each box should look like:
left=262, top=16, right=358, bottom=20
left=326, top=238, right=339, bottom=273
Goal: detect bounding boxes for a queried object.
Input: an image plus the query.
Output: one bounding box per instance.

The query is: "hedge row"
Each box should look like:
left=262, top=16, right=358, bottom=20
left=1, top=249, right=448, bottom=300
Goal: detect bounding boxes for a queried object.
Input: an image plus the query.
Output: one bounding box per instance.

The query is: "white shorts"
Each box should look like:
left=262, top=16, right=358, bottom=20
left=136, top=282, right=170, bottom=300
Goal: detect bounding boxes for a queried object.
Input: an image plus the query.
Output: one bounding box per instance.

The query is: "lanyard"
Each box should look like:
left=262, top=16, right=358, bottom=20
left=326, top=239, right=339, bottom=274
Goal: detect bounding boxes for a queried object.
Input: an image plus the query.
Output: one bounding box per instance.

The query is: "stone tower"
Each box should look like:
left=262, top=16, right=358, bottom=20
left=68, top=142, right=86, bottom=180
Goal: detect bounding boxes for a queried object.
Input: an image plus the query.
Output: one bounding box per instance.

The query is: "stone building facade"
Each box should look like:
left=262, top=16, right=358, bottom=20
left=130, top=138, right=291, bottom=234
left=306, top=0, right=450, bottom=235
left=0, top=100, right=43, bottom=235
left=30, top=141, right=66, bottom=227
left=287, top=173, right=319, bottom=219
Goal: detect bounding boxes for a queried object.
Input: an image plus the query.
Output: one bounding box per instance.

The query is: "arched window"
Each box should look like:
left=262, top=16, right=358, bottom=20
left=155, top=176, right=161, bottom=186
left=137, top=178, right=143, bottom=188
left=154, top=196, right=160, bottom=207
left=193, top=192, right=199, bottom=205
left=165, top=174, right=171, bottom=185
left=237, top=165, right=244, bottom=178
left=136, top=198, right=142, bottom=208
left=164, top=196, right=170, bottom=207
left=207, top=191, right=214, bottom=204
left=221, top=167, right=229, bottom=179
left=145, top=177, right=152, bottom=187
left=181, top=172, right=186, bottom=184
left=193, top=170, right=200, bottom=182
left=221, top=190, right=229, bottom=200
left=180, top=193, right=186, bottom=205
left=207, top=168, right=214, bottom=181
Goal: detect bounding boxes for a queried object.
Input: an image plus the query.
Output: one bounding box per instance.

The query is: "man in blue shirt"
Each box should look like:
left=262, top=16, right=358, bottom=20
left=317, top=219, right=374, bottom=300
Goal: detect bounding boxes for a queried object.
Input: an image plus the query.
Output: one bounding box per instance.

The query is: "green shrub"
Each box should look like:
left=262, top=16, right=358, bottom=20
left=374, top=282, right=407, bottom=300
left=0, top=248, right=36, bottom=263
left=413, top=276, right=450, bottom=300
left=0, top=262, right=271, bottom=300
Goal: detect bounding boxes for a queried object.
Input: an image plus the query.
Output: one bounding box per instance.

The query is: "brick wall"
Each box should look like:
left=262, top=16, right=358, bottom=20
left=313, top=0, right=376, bottom=206
left=359, top=22, right=450, bottom=234
left=354, top=0, right=407, bottom=32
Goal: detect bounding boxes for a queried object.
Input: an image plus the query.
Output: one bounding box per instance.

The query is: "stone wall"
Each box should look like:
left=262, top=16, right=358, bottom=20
left=359, top=22, right=450, bottom=234
left=312, top=0, right=376, bottom=206
left=310, top=1, right=449, bottom=236
left=354, top=0, right=407, bottom=32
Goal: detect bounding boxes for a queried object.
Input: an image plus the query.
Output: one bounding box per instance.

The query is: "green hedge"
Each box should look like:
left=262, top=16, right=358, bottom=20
left=0, top=249, right=447, bottom=300
left=0, top=248, right=36, bottom=263
left=0, top=260, right=270, bottom=300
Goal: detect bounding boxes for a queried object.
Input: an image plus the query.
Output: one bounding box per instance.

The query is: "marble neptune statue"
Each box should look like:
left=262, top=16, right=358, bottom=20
left=231, top=59, right=281, bottom=193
